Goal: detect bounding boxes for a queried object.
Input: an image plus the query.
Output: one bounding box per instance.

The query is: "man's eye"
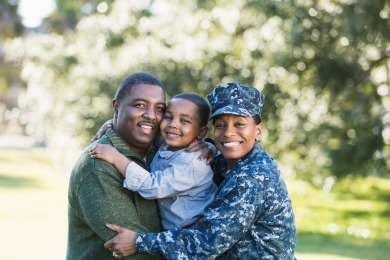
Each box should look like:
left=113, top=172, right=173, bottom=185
left=215, top=124, right=225, bottom=128
left=157, top=106, right=166, bottom=113
left=235, top=123, right=246, bottom=127
left=134, top=103, right=145, bottom=108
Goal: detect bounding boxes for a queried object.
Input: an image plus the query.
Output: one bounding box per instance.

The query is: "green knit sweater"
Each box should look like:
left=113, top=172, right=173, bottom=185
left=67, top=129, right=162, bottom=260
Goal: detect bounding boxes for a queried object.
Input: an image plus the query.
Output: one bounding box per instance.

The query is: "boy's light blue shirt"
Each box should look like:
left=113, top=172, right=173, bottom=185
left=124, top=144, right=218, bottom=230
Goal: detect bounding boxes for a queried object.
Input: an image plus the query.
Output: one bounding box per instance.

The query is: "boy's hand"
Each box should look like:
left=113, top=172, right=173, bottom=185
left=89, top=144, right=131, bottom=177
left=89, top=144, right=117, bottom=164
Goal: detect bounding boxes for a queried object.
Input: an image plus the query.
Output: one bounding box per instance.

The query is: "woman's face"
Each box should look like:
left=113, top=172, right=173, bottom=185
left=213, top=114, right=262, bottom=168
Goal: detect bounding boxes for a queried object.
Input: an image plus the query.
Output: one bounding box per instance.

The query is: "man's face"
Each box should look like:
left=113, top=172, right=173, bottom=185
left=113, top=84, right=166, bottom=157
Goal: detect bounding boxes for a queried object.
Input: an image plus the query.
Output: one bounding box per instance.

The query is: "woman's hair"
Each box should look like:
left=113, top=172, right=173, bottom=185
left=171, top=93, right=210, bottom=127
left=254, top=114, right=262, bottom=124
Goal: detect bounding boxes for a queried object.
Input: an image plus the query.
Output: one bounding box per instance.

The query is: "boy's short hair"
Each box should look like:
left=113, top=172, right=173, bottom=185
left=171, top=93, right=210, bottom=127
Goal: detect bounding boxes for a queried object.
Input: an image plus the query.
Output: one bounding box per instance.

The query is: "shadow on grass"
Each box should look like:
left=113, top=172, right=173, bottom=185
left=339, top=206, right=390, bottom=218
left=0, top=174, right=42, bottom=188
left=296, top=232, right=389, bottom=259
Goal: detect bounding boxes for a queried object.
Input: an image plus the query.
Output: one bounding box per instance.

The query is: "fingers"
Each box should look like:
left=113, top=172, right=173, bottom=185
left=89, top=144, right=103, bottom=158
left=104, top=223, right=128, bottom=259
left=197, top=151, right=210, bottom=164
left=199, top=148, right=215, bottom=164
left=106, top=223, right=122, bottom=232
left=88, top=145, right=97, bottom=158
left=104, top=243, right=123, bottom=259
left=186, top=138, right=204, bottom=152
left=206, top=156, right=214, bottom=165
left=104, top=238, right=113, bottom=249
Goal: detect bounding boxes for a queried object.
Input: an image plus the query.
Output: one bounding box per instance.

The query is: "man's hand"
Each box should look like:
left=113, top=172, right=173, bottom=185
left=104, top=223, right=138, bottom=259
left=89, top=119, right=113, bottom=143
left=186, top=139, right=217, bottom=165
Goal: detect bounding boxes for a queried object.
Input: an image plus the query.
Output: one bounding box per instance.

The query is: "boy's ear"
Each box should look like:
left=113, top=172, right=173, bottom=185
left=112, top=99, right=119, bottom=118
left=197, top=126, right=208, bottom=140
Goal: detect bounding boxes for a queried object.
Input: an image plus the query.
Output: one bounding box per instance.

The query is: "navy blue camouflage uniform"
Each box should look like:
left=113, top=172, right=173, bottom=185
left=135, top=82, right=296, bottom=259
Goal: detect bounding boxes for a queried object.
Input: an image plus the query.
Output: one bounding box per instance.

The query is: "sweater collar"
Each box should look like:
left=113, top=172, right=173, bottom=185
left=104, top=128, right=157, bottom=167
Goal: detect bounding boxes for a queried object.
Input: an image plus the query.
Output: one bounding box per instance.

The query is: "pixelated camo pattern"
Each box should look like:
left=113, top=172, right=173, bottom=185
left=137, top=143, right=296, bottom=260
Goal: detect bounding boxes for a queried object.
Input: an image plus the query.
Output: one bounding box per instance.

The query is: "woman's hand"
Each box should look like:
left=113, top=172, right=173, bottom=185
left=104, top=223, right=138, bottom=259
left=89, top=119, right=113, bottom=143
left=186, top=138, right=217, bottom=165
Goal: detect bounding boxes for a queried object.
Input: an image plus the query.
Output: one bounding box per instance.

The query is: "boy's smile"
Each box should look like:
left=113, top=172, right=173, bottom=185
left=160, top=98, right=204, bottom=151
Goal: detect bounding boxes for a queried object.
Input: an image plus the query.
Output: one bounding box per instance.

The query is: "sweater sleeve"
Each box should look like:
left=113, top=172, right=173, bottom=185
left=75, top=162, right=160, bottom=241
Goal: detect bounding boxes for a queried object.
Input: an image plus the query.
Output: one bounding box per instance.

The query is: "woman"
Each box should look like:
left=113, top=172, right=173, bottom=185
left=105, top=82, right=296, bottom=259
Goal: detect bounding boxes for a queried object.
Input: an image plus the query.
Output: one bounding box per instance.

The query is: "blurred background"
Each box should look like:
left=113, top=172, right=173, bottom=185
left=0, top=0, right=389, bottom=259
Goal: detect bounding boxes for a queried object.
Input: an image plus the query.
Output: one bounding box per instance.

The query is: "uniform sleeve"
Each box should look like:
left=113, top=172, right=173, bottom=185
left=136, top=174, right=264, bottom=259
left=123, top=155, right=209, bottom=199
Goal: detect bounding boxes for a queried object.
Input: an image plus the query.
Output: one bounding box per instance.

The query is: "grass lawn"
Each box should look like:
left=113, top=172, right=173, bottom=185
left=1, top=148, right=389, bottom=259
left=0, top=148, right=69, bottom=260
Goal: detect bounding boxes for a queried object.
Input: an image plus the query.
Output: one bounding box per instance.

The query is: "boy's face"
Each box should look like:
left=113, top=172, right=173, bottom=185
left=113, top=84, right=166, bottom=157
left=213, top=114, right=262, bottom=168
left=160, top=98, right=206, bottom=151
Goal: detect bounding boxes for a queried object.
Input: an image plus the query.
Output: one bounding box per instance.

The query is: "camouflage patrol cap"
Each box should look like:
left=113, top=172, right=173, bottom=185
left=207, top=82, right=265, bottom=120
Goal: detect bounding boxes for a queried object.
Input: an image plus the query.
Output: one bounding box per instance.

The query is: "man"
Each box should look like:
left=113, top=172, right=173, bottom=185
left=67, top=72, right=167, bottom=260
left=67, top=72, right=213, bottom=259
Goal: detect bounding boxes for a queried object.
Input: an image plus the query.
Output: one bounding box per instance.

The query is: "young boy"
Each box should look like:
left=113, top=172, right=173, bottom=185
left=90, top=93, right=218, bottom=230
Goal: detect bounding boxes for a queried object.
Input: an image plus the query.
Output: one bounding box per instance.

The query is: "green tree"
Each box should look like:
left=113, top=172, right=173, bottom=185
left=265, top=0, right=390, bottom=180
left=3, top=0, right=389, bottom=182
left=0, top=0, right=23, bottom=95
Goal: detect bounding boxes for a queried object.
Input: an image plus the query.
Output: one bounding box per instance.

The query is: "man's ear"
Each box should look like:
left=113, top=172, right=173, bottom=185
left=197, top=126, right=208, bottom=140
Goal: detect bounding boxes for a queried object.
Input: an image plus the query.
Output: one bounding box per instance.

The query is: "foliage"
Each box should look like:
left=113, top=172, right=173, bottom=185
left=0, top=0, right=23, bottom=38
left=3, top=0, right=390, bottom=182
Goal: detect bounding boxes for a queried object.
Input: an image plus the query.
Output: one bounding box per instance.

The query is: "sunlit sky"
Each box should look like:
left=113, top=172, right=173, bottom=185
left=17, top=0, right=56, bottom=28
